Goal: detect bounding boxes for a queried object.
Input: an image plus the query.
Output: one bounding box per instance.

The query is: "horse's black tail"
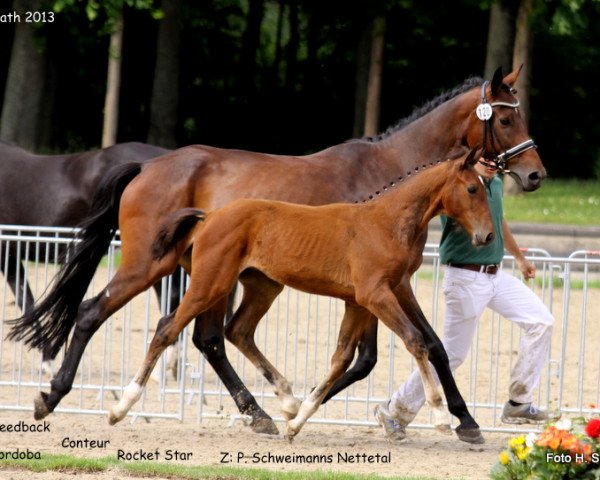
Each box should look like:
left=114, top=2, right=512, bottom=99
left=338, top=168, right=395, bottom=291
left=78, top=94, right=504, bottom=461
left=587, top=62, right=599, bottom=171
left=7, top=162, right=143, bottom=359
left=152, top=208, right=206, bottom=261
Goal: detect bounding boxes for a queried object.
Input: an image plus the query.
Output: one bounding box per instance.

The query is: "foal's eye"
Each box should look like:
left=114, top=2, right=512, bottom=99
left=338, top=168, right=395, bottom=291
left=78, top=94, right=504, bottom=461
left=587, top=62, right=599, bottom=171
left=467, top=185, right=477, bottom=194
left=499, top=117, right=511, bottom=126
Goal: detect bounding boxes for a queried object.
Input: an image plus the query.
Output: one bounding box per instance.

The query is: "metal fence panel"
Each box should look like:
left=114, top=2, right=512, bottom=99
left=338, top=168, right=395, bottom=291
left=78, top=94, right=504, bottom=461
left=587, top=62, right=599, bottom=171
left=1, top=225, right=599, bottom=433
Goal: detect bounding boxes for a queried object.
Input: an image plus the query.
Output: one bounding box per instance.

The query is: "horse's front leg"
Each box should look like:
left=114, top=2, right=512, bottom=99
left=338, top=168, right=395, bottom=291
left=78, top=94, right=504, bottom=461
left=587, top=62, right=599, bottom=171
left=394, top=282, right=483, bottom=444
left=321, top=316, right=378, bottom=403
left=285, top=303, right=369, bottom=441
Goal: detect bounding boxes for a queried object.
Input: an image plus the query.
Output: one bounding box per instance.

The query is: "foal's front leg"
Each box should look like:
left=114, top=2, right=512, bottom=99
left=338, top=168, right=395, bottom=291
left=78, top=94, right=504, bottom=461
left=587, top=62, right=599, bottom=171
left=394, top=282, right=483, bottom=444
left=359, top=284, right=454, bottom=435
left=285, top=304, right=370, bottom=440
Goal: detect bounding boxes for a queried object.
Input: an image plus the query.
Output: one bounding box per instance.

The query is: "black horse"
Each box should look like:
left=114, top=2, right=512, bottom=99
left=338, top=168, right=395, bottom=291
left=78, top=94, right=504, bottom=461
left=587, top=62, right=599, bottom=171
left=0, top=140, right=173, bottom=371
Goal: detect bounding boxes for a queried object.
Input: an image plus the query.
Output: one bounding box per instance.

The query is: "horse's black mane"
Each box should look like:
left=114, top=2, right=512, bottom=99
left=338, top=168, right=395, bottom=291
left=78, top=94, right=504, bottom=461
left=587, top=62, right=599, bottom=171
left=359, top=76, right=484, bottom=143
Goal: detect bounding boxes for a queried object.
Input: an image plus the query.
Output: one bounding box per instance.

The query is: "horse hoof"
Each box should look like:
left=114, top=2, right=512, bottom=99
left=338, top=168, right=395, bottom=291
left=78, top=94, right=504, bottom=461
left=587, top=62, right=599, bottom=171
left=33, top=392, right=51, bottom=420
left=108, top=409, right=123, bottom=426
left=456, top=426, right=485, bottom=444
left=251, top=417, right=279, bottom=435
left=435, top=423, right=452, bottom=435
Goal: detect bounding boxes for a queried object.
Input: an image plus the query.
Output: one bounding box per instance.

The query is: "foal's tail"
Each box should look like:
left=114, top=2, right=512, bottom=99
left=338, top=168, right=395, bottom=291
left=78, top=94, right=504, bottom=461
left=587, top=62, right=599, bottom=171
left=152, top=208, right=206, bottom=261
left=7, top=162, right=143, bottom=359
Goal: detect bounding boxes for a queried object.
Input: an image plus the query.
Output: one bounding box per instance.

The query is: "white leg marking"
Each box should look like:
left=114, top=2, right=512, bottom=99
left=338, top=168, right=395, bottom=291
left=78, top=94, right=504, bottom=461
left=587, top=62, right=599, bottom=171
left=109, top=381, right=144, bottom=425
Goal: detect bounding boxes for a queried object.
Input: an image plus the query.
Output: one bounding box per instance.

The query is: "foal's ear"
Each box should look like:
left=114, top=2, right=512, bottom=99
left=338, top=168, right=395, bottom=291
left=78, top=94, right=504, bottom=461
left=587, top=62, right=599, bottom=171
left=491, top=67, right=503, bottom=95
left=502, top=65, right=523, bottom=87
left=461, top=147, right=481, bottom=169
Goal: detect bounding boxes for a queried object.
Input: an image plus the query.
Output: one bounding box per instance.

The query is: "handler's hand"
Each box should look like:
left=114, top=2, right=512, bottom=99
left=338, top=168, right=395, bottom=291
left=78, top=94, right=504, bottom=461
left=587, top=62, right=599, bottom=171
left=518, top=259, right=536, bottom=280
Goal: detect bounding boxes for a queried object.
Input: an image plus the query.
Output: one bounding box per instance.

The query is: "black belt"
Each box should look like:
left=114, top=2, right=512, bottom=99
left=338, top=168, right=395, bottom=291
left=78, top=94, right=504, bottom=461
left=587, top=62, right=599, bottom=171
left=448, top=263, right=499, bottom=275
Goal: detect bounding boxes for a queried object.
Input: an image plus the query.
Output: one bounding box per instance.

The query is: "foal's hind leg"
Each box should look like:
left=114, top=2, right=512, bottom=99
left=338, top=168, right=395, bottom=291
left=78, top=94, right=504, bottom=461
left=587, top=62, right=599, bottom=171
left=33, top=261, right=178, bottom=420
left=285, top=303, right=370, bottom=440
left=192, top=296, right=278, bottom=435
left=224, top=271, right=300, bottom=421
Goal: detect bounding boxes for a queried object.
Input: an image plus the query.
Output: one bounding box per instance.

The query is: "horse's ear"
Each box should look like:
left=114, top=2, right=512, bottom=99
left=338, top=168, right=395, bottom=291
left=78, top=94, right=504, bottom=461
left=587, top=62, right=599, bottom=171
left=461, top=146, right=481, bottom=169
left=491, top=67, right=503, bottom=95
left=503, top=65, right=523, bottom=87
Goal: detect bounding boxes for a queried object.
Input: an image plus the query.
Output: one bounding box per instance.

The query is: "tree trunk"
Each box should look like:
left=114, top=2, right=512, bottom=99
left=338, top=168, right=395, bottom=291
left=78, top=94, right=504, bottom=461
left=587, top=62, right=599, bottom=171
left=512, top=0, right=533, bottom=124
left=148, top=0, right=181, bottom=148
left=484, top=0, right=517, bottom=79
left=505, top=0, right=534, bottom=195
left=240, top=0, right=264, bottom=94
left=352, top=20, right=371, bottom=138
left=363, top=16, right=386, bottom=137
left=0, top=0, right=46, bottom=150
left=102, top=10, right=124, bottom=148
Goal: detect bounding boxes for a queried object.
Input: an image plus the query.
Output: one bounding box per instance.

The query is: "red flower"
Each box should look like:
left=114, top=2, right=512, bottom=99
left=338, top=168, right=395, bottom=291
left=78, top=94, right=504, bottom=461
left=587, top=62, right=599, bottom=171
left=585, top=418, right=600, bottom=438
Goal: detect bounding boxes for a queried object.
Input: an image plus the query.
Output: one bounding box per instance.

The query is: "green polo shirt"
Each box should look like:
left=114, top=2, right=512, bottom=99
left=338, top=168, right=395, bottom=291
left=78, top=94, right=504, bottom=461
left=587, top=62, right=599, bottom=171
left=439, top=175, right=504, bottom=265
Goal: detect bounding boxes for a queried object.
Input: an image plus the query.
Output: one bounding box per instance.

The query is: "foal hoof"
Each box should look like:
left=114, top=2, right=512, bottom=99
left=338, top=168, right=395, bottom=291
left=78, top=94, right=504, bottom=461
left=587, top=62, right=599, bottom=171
left=108, top=409, right=124, bottom=426
left=283, top=425, right=298, bottom=443
left=251, top=417, right=279, bottom=435
left=455, top=426, right=485, bottom=444
left=33, top=392, right=51, bottom=420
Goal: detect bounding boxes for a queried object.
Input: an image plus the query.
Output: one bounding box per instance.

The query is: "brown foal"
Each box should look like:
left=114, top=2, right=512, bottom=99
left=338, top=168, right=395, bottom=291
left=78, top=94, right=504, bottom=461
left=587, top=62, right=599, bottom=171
left=108, top=150, right=493, bottom=444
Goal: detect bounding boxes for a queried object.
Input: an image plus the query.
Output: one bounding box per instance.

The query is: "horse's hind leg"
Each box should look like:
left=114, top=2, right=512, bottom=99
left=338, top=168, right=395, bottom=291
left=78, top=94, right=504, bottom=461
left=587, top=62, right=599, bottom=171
left=285, top=303, right=370, bottom=440
left=224, top=271, right=300, bottom=421
left=192, top=296, right=278, bottom=435
left=34, top=261, right=177, bottom=420
left=321, top=316, right=378, bottom=403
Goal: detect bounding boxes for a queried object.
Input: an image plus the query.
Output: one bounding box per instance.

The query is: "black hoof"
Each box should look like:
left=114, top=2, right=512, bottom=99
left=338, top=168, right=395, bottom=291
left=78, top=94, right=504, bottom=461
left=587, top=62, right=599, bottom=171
left=456, top=425, right=485, bottom=444
left=33, top=392, right=52, bottom=420
left=251, top=417, right=279, bottom=435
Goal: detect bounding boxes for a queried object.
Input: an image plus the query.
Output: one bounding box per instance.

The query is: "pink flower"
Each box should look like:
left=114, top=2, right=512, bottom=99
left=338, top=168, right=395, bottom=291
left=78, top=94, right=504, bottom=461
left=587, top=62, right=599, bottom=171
left=585, top=418, right=600, bottom=438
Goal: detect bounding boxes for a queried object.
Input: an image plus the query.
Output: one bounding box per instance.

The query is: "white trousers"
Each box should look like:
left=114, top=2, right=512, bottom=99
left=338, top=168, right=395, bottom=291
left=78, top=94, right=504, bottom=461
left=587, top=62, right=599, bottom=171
left=389, top=266, right=554, bottom=424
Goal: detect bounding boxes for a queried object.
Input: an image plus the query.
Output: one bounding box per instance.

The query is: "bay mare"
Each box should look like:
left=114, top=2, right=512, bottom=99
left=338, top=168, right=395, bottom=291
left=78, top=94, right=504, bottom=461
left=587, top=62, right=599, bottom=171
left=109, top=151, right=493, bottom=444
left=9, top=68, right=546, bottom=434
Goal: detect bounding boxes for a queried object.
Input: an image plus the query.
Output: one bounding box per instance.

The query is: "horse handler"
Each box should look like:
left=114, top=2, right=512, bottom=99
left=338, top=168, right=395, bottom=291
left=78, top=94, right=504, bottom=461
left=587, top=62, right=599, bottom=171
left=374, top=157, right=555, bottom=440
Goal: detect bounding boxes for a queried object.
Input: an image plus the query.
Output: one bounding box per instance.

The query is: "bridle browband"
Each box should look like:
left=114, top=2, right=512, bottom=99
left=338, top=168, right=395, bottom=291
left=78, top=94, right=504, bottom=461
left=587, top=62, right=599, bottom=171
left=477, top=81, right=537, bottom=173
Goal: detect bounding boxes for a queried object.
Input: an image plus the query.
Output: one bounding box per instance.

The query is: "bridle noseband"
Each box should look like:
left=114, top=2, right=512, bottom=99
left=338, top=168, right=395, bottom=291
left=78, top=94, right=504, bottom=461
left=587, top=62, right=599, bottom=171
left=477, top=81, right=537, bottom=173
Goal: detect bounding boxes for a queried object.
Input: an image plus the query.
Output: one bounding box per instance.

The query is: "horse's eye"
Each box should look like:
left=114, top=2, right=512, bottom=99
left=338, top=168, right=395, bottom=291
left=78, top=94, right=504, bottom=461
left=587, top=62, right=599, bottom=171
left=499, top=117, right=511, bottom=126
left=467, top=185, right=477, bottom=194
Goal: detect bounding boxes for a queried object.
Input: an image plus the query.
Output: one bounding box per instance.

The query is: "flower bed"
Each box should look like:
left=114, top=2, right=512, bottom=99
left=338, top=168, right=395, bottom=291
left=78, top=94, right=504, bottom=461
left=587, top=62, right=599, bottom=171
left=491, top=418, right=600, bottom=479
